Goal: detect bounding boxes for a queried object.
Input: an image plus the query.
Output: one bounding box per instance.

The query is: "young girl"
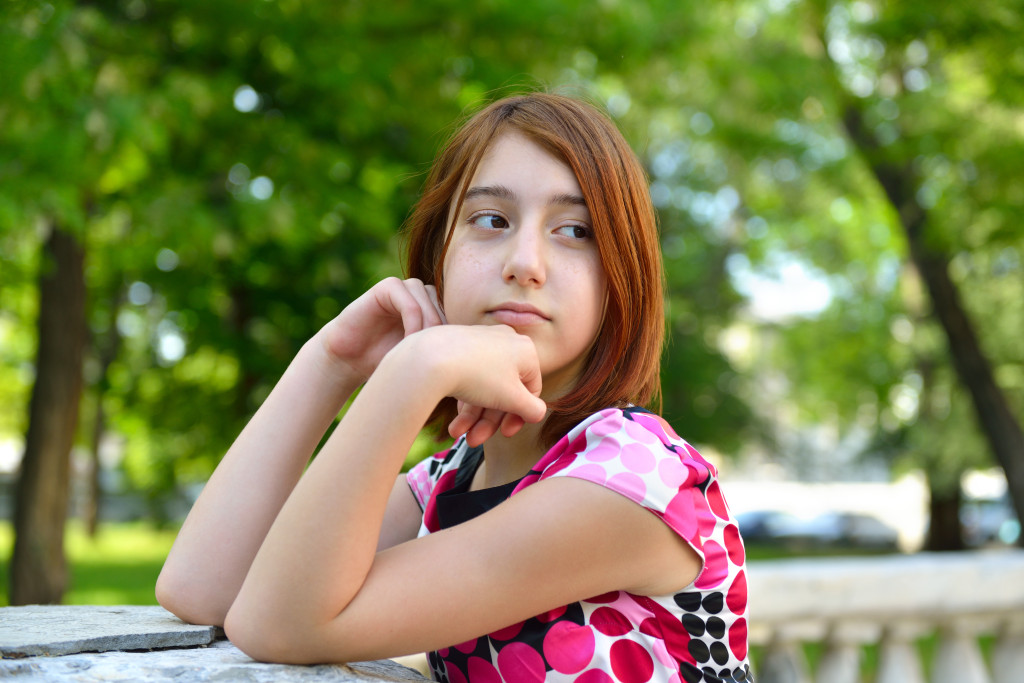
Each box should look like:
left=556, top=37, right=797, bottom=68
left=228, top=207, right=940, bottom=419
left=157, top=93, right=751, bottom=683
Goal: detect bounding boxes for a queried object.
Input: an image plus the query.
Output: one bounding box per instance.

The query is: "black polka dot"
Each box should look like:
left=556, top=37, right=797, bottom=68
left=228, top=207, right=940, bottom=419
left=674, top=592, right=703, bottom=612
left=706, top=616, right=726, bottom=639
left=710, top=641, right=730, bottom=665
left=682, top=613, right=706, bottom=636
left=702, top=667, right=719, bottom=682
left=681, top=662, right=704, bottom=683
left=688, top=639, right=711, bottom=663
left=702, top=592, right=724, bottom=614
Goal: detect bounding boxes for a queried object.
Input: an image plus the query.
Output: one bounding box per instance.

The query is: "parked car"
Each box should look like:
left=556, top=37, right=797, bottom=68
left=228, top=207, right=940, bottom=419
left=961, top=494, right=1020, bottom=547
left=773, top=511, right=901, bottom=551
left=735, top=509, right=802, bottom=544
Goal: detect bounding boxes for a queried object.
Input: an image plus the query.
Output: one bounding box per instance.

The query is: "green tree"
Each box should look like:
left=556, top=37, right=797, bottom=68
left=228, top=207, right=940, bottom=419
left=2, top=0, right=752, bottom=604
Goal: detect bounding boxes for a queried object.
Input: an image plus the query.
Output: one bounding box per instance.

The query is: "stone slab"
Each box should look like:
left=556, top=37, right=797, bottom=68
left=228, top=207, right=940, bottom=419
left=0, top=640, right=428, bottom=681
left=0, top=605, right=219, bottom=657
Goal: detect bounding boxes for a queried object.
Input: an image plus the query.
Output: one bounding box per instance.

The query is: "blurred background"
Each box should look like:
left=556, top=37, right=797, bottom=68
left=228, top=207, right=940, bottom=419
left=1, top=0, right=1022, bottom=610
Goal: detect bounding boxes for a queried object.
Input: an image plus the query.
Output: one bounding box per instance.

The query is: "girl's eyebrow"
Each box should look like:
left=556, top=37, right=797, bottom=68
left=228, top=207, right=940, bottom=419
left=465, top=184, right=587, bottom=208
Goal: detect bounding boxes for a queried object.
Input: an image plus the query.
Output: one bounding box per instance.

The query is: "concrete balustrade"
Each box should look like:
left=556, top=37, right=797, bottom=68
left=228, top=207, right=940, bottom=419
left=747, top=550, right=1024, bottom=683
left=2, top=551, right=1021, bottom=681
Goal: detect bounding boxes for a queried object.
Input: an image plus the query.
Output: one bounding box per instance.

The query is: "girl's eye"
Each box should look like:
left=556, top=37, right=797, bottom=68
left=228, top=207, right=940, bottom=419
left=470, top=213, right=509, bottom=230
left=556, top=224, right=593, bottom=240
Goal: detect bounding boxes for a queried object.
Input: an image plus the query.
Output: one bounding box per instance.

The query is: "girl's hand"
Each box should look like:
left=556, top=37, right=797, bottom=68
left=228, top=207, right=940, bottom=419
left=399, top=324, right=547, bottom=434
left=319, top=278, right=445, bottom=383
left=448, top=402, right=528, bottom=446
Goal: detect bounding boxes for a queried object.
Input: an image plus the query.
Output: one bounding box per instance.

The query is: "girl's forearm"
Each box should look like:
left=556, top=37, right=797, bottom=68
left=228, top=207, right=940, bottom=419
left=224, top=338, right=443, bottom=650
left=156, top=337, right=362, bottom=626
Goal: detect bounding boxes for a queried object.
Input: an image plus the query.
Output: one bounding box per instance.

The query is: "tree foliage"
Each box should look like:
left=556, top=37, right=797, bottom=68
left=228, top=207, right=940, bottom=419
left=2, top=0, right=1023, bottom=599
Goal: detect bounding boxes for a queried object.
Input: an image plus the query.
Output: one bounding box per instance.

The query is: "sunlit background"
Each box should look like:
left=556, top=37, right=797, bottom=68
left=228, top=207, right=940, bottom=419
left=1, top=0, right=1022, bottom=611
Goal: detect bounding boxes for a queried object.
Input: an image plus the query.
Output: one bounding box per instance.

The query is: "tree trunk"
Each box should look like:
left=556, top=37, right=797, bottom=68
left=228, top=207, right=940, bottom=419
left=843, top=104, right=1024, bottom=545
left=926, top=482, right=966, bottom=552
left=10, top=224, right=87, bottom=605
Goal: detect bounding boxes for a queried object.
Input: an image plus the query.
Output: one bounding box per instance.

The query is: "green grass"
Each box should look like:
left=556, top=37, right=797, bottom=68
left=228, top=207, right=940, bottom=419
left=0, top=520, right=178, bottom=606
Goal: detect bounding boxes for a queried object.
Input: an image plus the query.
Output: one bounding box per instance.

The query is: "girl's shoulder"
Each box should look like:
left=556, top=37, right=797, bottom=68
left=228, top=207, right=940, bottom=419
left=527, top=405, right=719, bottom=488
left=521, top=406, right=736, bottom=553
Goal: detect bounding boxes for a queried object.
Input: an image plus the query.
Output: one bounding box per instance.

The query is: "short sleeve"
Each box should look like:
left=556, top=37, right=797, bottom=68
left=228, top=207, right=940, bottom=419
left=537, top=408, right=733, bottom=563
left=405, top=443, right=465, bottom=511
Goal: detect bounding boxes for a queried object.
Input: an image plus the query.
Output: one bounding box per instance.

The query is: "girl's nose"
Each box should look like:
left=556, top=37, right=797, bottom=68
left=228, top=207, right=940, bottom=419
left=501, top=224, right=547, bottom=286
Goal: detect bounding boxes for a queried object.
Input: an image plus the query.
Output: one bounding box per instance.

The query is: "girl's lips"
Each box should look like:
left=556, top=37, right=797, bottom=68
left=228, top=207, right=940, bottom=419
left=487, top=303, right=549, bottom=326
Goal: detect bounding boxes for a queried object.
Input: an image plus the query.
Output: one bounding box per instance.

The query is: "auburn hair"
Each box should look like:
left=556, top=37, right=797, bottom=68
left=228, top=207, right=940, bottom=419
left=403, top=92, right=664, bottom=447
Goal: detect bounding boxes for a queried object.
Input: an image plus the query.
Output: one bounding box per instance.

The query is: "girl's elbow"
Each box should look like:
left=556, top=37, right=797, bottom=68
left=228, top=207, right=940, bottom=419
left=155, top=570, right=228, bottom=627
left=224, top=605, right=324, bottom=665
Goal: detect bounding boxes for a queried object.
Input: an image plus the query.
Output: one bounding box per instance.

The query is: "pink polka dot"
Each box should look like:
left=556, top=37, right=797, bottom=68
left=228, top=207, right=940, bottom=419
left=576, top=670, right=615, bottom=683
left=590, top=606, right=633, bottom=636
left=624, top=418, right=660, bottom=445
left=695, top=540, right=728, bottom=589
left=638, top=616, right=660, bottom=638
left=610, top=639, right=655, bottom=683
left=695, top=489, right=719, bottom=539
left=543, top=621, right=595, bottom=674
left=438, top=647, right=450, bottom=657
left=490, top=620, right=524, bottom=641
left=657, top=607, right=692, bottom=663
left=608, top=472, right=647, bottom=501
left=543, top=453, right=575, bottom=478
left=630, top=413, right=669, bottom=442
left=585, top=590, right=621, bottom=604
left=454, top=638, right=477, bottom=654
left=657, top=458, right=692, bottom=488
left=727, top=569, right=747, bottom=615
left=445, top=661, right=467, bottom=683
left=566, top=464, right=608, bottom=486
left=496, top=642, right=546, bottom=682
left=589, top=413, right=624, bottom=437
left=724, top=523, right=745, bottom=565
left=584, top=438, right=620, bottom=462
left=684, top=444, right=715, bottom=478
left=706, top=480, right=729, bottom=520
left=669, top=674, right=683, bottom=683
left=466, top=656, right=502, bottom=683
left=537, top=605, right=567, bottom=622
left=652, top=638, right=676, bottom=667
left=662, top=491, right=698, bottom=541
left=729, top=616, right=749, bottom=660
left=621, top=443, right=656, bottom=473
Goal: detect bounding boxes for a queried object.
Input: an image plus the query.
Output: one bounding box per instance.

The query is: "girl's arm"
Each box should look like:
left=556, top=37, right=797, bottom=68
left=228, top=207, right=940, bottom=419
left=156, top=278, right=444, bottom=626
left=223, top=324, right=700, bottom=664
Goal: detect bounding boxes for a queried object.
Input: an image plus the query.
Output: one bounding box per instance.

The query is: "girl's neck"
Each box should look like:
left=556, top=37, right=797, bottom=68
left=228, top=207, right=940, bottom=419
left=470, top=421, right=545, bottom=491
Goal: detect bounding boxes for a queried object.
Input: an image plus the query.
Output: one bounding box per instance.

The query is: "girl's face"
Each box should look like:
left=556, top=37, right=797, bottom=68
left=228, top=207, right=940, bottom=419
left=442, top=132, right=608, bottom=400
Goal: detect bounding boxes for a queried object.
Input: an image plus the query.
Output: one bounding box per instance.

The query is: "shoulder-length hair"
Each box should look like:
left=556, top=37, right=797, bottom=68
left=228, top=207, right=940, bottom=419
left=403, top=92, right=664, bottom=447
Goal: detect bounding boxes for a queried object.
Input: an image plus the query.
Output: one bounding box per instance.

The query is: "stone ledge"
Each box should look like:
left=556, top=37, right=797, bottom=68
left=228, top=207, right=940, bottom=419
left=0, top=605, right=218, bottom=658
left=0, top=639, right=428, bottom=681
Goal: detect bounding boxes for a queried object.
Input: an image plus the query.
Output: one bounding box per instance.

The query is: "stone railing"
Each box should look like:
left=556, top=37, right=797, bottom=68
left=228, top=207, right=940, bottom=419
left=0, top=605, right=428, bottom=681
left=747, top=550, right=1024, bottom=683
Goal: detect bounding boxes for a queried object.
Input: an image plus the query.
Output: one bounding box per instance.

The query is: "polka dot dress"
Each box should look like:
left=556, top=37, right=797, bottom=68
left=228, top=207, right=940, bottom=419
left=406, top=407, right=752, bottom=683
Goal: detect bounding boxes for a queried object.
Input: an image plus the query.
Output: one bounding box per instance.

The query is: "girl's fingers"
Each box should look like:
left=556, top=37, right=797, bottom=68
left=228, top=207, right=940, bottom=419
left=377, top=278, right=424, bottom=337
left=424, top=285, right=447, bottom=326
left=465, top=408, right=505, bottom=447
left=404, top=280, right=444, bottom=332
left=448, top=403, right=484, bottom=440
left=499, top=413, right=525, bottom=438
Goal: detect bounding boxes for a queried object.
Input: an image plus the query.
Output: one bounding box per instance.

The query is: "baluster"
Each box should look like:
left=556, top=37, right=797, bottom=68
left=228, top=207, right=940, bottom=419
left=931, top=622, right=990, bottom=683
left=875, top=622, right=926, bottom=683
left=992, top=619, right=1024, bottom=683
left=758, top=629, right=811, bottom=683
left=815, top=623, right=875, bottom=683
